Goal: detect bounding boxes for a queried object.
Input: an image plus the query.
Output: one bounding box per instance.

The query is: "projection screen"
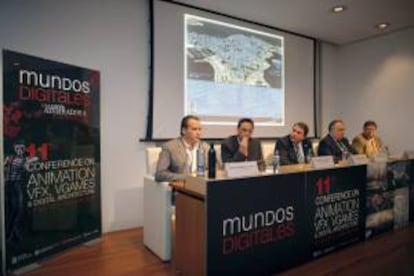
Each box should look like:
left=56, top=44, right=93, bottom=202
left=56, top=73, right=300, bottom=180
left=151, top=0, right=315, bottom=139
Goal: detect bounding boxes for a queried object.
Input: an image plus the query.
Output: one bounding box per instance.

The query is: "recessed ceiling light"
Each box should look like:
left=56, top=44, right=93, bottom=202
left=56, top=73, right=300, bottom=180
left=375, top=22, right=390, bottom=30
left=331, top=5, right=346, bottom=13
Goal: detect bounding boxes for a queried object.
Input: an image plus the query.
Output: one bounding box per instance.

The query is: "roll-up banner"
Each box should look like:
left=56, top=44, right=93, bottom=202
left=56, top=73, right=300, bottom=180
left=2, top=50, right=101, bottom=272
left=365, top=160, right=411, bottom=239
left=388, top=160, right=410, bottom=230
left=409, top=160, right=414, bottom=222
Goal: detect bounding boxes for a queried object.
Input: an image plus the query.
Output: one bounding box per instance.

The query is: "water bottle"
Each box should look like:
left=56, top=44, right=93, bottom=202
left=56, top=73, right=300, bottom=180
left=306, top=148, right=313, bottom=164
left=196, top=145, right=205, bottom=177
left=208, top=143, right=216, bottom=179
left=342, top=149, right=349, bottom=161
left=272, top=150, right=280, bottom=173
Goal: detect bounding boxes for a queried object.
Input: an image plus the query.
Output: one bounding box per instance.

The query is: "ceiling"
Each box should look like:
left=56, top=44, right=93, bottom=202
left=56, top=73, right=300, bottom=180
left=173, top=0, right=414, bottom=45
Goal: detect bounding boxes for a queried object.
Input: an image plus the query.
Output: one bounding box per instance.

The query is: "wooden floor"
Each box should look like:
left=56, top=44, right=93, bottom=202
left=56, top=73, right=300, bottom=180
left=22, top=228, right=170, bottom=276
left=20, top=225, right=414, bottom=276
left=281, top=225, right=414, bottom=276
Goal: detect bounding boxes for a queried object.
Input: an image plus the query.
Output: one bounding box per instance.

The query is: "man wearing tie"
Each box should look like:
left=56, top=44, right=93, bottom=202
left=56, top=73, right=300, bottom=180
left=155, top=115, right=210, bottom=182
left=352, top=120, right=385, bottom=158
left=318, top=119, right=356, bottom=163
left=275, top=122, right=313, bottom=165
left=221, top=118, right=266, bottom=171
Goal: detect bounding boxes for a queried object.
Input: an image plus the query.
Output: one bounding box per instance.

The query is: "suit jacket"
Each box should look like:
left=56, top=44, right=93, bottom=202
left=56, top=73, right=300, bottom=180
left=155, top=138, right=210, bottom=182
left=275, top=135, right=313, bottom=165
left=352, top=134, right=384, bottom=158
left=221, top=135, right=266, bottom=171
left=317, top=134, right=356, bottom=163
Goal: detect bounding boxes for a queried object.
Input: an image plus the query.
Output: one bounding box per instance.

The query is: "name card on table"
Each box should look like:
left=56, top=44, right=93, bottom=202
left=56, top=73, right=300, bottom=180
left=225, top=161, right=259, bottom=178
left=372, top=153, right=388, bottom=163
left=310, top=156, right=335, bottom=169
left=349, top=154, right=369, bottom=165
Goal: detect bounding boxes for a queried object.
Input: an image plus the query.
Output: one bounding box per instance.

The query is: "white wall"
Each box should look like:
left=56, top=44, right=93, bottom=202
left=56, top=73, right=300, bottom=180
left=0, top=0, right=150, bottom=232
left=324, top=28, right=414, bottom=155
left=319, top=42, right=339, bottom=136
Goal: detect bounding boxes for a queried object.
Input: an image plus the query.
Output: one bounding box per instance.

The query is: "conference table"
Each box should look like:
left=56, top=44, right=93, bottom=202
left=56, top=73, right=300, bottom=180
left=171, top=158, right=414, bottom=275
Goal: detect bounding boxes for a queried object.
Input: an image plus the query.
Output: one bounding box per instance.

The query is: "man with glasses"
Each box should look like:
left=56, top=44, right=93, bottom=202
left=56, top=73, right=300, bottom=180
left=318, top=119, right=356, bottom=163
left=275, top=122, right=313, bottom=165
left=352, top=120, right=385, bottom=158
left=221, top=118, right=266, bottom=171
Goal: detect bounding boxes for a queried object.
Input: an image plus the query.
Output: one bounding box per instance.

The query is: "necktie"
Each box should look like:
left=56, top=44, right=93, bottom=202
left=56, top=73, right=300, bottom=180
left=370, top=139, right=378, bottom=155
left=295, top=143, right=305, bottom=163
left=337, top=141, right=346, bottom=152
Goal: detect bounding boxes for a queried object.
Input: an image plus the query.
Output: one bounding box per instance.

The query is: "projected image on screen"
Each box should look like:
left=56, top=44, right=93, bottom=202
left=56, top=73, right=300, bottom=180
left=185, top=14, right=284, bottom=125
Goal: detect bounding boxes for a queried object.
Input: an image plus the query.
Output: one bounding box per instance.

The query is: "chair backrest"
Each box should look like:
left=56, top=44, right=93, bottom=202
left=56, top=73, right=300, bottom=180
left=213, top=144, right=223, bottom=168
left=262, top=141, right=275, bottom=166
left=311, top=138, right=319, bottom=155
left=146, top=147, right=162, bottom=176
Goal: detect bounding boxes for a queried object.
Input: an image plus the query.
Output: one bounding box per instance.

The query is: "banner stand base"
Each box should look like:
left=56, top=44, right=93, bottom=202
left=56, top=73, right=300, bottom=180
left=11, top=262, right=40, bottom=275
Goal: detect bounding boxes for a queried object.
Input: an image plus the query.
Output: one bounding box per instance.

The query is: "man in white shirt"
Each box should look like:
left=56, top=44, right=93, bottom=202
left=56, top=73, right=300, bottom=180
left=155, top=115, right=210, bottom=182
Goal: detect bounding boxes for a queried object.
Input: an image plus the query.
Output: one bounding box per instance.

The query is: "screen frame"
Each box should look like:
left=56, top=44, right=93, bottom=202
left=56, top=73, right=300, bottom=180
left=143, top=0, right=318, bottom=142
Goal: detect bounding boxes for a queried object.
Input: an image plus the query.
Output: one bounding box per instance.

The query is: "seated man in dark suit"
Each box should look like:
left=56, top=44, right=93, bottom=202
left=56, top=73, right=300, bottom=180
left=221, top=118, right=266, bottom=171
left=155, top=115, right=210, bottom=182
left=275, top=122, right=313, bottom=165
left=318, top=119, right=356, bottom=163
